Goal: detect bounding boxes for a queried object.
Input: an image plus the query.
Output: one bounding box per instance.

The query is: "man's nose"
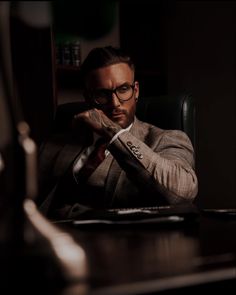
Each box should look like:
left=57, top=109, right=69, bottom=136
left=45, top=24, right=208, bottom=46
left=110, top=93, right=121, bottom=107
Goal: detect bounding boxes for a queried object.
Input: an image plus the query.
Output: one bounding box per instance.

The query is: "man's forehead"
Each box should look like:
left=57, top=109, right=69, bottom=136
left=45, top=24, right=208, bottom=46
left=86, top=63, right=134, bottom=87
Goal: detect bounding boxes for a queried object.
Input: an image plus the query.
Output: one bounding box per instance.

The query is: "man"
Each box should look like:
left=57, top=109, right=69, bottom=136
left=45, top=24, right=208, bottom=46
left=38, top=46, right=198, bottom=219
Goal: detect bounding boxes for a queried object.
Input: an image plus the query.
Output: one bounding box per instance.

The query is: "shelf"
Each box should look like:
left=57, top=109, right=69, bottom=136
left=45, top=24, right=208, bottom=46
left=56, top=64, right=81, bottom=72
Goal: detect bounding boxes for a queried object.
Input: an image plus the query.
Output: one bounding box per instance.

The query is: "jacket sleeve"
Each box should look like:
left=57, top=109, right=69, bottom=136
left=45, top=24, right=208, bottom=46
left=108, top=128, right=198, bottom=204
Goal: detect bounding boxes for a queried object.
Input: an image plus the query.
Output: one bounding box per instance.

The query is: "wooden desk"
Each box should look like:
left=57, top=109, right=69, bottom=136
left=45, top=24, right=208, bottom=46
left=0, top=214, right=235, bottom=295
left=61, top=215, right=236, bottom=295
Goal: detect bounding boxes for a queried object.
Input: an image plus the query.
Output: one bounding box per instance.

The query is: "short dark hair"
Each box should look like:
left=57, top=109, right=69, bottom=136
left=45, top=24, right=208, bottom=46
left=80, top=46, right=135, bottom=84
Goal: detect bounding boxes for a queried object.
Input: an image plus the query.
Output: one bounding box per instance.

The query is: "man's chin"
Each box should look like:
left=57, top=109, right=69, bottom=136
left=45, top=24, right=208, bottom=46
left=114, top=118, right=130, bottom=129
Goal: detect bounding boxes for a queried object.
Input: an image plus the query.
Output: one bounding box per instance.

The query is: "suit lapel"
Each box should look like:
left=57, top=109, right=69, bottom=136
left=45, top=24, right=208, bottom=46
left=53, top=130, right=93, bottom=179
left=54, top=142, right=85, bottom=179
left=40, top=138, right=88, bottom=214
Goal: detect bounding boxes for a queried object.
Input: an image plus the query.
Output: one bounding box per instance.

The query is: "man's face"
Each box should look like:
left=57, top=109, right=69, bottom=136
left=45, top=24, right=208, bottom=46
left=85, top=63, right=139, bottom=128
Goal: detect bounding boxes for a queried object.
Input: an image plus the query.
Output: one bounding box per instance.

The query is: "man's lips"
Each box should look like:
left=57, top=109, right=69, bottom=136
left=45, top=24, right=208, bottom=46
left=110, top=110, right=126, bottom=119
left=113, top=109, right=126, bottom=114
left=112, top=112, right=124, bottom=117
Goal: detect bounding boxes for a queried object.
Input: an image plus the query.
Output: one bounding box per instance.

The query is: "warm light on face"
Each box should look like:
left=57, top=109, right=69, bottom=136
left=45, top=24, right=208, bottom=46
left=85, top=63, right=139, bottom=128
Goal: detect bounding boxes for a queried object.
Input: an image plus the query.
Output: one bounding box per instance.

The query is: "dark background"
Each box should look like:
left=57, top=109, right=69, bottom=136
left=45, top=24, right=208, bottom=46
left=11, top=0, right=236, bottom=209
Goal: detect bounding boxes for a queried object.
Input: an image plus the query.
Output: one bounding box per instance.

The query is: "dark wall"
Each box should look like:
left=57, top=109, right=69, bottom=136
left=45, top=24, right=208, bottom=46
left=120, top=1, right=167, bottom=97
left=121, top=0, right=236, bottom=208
left=162, top=1, right=236, bottom=208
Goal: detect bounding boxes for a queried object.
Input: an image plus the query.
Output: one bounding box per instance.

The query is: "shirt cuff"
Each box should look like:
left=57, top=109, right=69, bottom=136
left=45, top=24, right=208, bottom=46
left=109, top=129, right=128, bottom=144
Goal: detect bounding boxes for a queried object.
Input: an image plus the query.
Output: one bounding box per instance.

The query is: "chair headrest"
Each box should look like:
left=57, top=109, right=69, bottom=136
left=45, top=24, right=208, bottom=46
left=136, top=94, right=195, bottom=147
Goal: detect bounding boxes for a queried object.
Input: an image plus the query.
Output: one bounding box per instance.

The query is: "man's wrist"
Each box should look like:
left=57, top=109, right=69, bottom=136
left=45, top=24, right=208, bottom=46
left=109, top=129, right=128, bottom=144
left=103, top=124, right=121, bottom=139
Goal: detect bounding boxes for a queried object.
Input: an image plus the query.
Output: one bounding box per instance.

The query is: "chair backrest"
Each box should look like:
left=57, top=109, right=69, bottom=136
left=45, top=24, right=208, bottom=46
left=55, top=93, right=195, bottom=147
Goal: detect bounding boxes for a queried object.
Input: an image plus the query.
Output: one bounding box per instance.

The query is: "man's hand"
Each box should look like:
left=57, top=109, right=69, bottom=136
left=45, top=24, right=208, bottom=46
left=73, top=108, right=122, bottom=140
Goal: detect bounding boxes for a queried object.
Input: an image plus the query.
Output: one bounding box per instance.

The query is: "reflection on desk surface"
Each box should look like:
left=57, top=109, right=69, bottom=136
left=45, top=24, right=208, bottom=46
left=64, top=215, right=236, bottom=295
left=1, top=214, right=236, bottom=295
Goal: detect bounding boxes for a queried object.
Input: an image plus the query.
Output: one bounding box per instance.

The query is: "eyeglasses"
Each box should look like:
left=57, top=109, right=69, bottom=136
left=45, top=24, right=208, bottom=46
left=90, top=83, right=135, bottom=106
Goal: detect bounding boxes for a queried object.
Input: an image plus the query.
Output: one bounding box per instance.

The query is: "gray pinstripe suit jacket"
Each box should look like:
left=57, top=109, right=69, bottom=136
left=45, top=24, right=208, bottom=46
left=38, top=117, right=198, bottom=217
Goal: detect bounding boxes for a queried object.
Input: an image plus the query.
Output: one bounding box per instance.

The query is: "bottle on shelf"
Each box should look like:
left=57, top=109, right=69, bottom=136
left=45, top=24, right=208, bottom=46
left=55, top=39, right=81, bottom=68
left=71, top=40, right=81, bottom=67
left=61, top=40, right=71, bottom=66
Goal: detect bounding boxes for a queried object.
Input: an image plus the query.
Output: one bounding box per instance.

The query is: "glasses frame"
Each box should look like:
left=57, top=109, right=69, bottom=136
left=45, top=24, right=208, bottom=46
left=91, top=82, right=136, bottom=106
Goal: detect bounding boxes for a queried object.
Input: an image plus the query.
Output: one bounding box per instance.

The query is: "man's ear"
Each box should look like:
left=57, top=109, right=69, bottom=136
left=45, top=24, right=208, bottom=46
left=134, top=81, right=139, bottom=101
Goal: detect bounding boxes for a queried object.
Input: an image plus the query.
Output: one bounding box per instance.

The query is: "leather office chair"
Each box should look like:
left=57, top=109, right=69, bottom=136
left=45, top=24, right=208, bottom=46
left=136, top=94, right=195, bottom=148
left=55, top=93, right=195, bottom=147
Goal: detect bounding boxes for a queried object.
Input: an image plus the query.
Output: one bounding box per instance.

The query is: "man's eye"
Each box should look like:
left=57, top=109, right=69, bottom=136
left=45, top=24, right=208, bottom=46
left=117, top=85, right=129, bottom=92
left=94, top=90, right=108, bottom=97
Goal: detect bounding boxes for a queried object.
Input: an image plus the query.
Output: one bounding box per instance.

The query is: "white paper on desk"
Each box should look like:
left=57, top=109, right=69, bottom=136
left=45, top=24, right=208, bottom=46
left=73, top=215, right=185, bottom=226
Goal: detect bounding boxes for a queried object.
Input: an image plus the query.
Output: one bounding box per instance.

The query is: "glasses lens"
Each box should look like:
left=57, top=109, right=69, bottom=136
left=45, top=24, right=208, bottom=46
left=116, top=84, right=134, bottom=101
left=92, top=84, right=134, bottom=105
left=93, top=89, right=110, bottom=105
